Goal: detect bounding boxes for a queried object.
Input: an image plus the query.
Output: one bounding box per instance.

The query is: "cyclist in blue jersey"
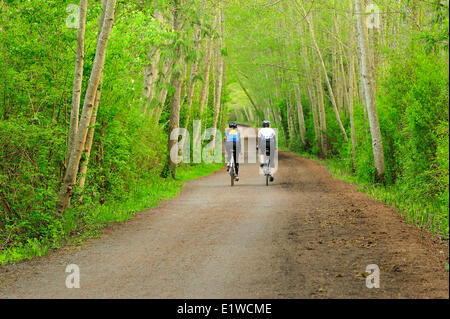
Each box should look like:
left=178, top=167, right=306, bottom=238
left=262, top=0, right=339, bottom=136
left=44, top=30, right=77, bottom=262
left=225, top=122, right=242, bottom=181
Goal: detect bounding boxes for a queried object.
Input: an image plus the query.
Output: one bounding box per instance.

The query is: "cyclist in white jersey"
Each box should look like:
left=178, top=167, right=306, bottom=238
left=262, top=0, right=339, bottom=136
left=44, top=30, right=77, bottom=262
left=257, top=120, right=277, bottom=182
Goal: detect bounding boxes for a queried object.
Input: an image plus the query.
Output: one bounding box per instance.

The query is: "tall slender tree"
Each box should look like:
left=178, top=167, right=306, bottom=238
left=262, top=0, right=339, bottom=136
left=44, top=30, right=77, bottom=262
left=355, top=0, right=385, bottom=180
left=58, top=0, right=117, bottom=212
left=66, top=0, right=88, bottom=167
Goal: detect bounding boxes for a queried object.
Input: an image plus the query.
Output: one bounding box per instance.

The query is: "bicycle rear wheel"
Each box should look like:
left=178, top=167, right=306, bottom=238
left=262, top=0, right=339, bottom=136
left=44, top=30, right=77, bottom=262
left=265, top=158, right=270, bottom=186
left=230, top=163, right=235, bottom=187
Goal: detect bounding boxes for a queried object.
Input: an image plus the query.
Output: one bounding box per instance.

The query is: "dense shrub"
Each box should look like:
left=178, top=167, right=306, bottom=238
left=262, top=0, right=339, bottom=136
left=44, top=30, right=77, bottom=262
left=288, top=47, right=449, bottom=237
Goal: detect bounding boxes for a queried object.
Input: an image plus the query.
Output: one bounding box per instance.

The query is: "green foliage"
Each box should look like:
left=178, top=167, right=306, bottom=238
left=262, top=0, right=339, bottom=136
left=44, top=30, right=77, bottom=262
left=376, top=49, right=449, bottom=236
left=421, top=1, right=449, bottom=53
left=0, top=0, right=448, bottom=265
left=0, top=161, right=222, bottom=265
left=0, top=0, right=224, bottom=264
left=0, top=120, right=65, bottom=247
left=310, top=49, right=450, bottom=238
left=223, top=0, right=449, bottom=238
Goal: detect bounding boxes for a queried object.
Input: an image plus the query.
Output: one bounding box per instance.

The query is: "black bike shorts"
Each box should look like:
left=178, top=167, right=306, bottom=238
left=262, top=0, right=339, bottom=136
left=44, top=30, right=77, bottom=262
left=226, top=141, right=241, bottom=163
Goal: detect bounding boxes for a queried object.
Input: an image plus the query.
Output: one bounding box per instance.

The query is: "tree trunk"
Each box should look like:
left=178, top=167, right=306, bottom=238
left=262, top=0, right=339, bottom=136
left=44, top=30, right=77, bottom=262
left=142, top=48, right=161, bottom=102
left=57, top=0, right=117, bottom=213
left=294, top=82, right=306, bottom=144
left=299, top=1, right=349, bottom=143
left=199, top=14, right=217, bottom=116
left=179, top=26, right=202, bottom=161
left=334, top=16, right=349, bottom=114
left=166, top=53, right=184, bottom=178
left=152, top=57, right=174, bottom=123
left=185, top=24, right=202, bottom=113
left=77, top=84, right=100, bottom=198
left=310, top=83, right=321, bottom=152
left=296, top=17, right=320, bottom=151
left=348, top=2, right=357, bottom=169
left=142, top=10, right=164, bottom=108
left=286, top=95, right=295, bottom=142
left=66, top=0, right=88, bottom=169
left=355, top=0, right=385, bottom=180
left=211, top=8, right=225, bottom=149
left=165, top=2, right=184, bottom=178
left=236, top=74, right=261, bottom=118
left=316, top=63, right=327, bottom=158
left=151, top=10, right=175, bottom=123
left=77, top=0, right=108, bottom=197
left=348, top=51, right=357, bottom=170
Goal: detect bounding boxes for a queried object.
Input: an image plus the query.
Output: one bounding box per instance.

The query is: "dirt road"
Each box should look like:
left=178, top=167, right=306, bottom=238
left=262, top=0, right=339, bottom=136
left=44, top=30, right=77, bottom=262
left=0, top=127, right=448, bottom=298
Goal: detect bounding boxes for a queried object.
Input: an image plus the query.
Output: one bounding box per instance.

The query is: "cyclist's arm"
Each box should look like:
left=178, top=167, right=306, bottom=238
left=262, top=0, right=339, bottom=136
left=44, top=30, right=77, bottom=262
left=257, top=131, right=263, bottom=148
left=224, top=130, right=228, bottom=141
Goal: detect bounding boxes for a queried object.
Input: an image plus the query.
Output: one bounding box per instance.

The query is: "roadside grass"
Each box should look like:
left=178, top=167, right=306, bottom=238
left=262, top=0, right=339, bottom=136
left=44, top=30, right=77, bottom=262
left=0, top=163, right=223, bottom=265
left=325, top=160, right=448, bottom=238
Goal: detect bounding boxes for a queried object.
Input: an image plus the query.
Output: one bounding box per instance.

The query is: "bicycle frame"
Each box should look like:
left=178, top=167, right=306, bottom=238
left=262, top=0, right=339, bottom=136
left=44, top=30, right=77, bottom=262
left=229, top=153, right=236, bottom=186
left=261, top=154, right=271, bottom=186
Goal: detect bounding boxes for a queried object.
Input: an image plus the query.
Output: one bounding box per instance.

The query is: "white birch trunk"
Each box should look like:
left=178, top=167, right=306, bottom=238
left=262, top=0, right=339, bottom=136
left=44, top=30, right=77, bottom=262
left=58, top=0, right=117, bottom=212
left=77, top=0, right=108, bottom=196
left=299, top=1, right=349, bottom=143
left=294, top=82, right=306, bottom=144
left=211, top=8, right=225, bottom=149
left=199, top=14, right=217, bottom=116
left=66, top=0, right=88, bottom=167
left=355, top=0, right=385, bottom=180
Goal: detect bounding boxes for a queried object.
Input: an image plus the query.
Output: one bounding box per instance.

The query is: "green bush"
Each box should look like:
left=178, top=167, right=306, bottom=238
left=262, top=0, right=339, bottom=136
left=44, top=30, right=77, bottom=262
left=0, top=120, right=65, bottom=247
left=289, top=48, right=449, bottom=238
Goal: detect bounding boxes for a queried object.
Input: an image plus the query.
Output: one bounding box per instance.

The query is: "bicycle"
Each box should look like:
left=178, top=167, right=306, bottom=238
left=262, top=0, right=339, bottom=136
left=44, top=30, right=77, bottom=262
left=262, top=155, right=271, bottom=186
left=228, top=153, right=237, bottom=187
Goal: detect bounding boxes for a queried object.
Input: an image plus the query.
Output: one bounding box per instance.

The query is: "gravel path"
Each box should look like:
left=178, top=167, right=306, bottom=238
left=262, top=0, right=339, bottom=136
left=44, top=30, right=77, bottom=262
left=0, top=127, right=448, bottom=298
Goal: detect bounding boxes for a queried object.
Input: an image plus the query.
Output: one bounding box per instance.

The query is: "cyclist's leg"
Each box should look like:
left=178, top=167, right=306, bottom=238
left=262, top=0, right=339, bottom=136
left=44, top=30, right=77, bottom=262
left=264, top=145, right=271, bottom=176
left=233, top=142, right=239, bottom=175
left=259, top=152, right=265, bottom=167
left=237, top=141, right=242, bottom=175
left=225, top=142, right=232, bottom=166
left=258, top=138, right=264, bottom=167
left=269, top=140, right=276, bottom=178
left=266, top=141, right=271, bottom=165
